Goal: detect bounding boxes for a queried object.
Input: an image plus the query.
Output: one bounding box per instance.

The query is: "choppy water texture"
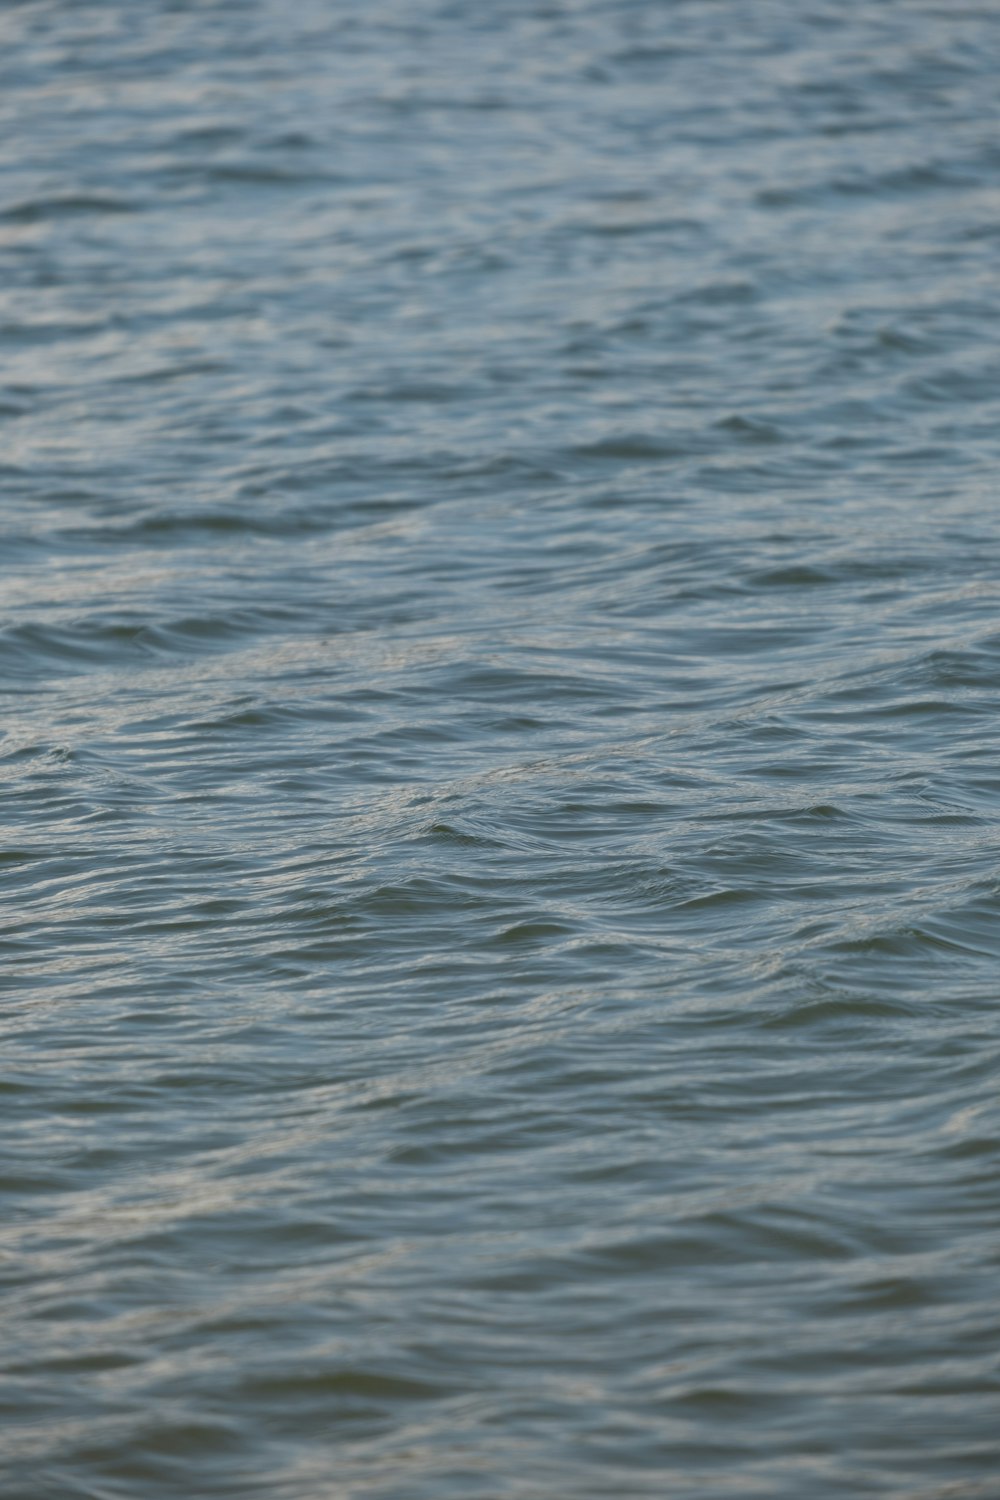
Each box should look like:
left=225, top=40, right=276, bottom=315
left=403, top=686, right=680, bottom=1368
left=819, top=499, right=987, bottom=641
left=3, top=1, right=1000, bottom=1496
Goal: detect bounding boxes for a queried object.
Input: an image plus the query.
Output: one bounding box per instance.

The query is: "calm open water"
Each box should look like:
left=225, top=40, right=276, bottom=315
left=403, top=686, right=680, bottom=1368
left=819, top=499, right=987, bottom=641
left=3, top=2, right=1000, bottom=1496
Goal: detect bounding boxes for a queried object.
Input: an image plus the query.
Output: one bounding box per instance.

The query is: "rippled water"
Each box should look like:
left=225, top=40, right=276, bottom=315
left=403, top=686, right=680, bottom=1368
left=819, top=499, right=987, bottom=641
left=3, top=2, right=1000, bottom=1495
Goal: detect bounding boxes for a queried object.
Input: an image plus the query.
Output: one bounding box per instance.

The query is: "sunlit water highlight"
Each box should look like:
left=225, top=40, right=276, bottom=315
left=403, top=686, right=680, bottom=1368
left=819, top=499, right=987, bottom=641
left=2, top=2, right=1000, bottom=1497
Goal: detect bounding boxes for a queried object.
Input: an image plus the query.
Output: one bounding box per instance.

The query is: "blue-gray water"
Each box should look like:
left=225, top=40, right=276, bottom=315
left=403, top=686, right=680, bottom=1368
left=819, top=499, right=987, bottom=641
left=3, top=2, right=1000, bottom=1496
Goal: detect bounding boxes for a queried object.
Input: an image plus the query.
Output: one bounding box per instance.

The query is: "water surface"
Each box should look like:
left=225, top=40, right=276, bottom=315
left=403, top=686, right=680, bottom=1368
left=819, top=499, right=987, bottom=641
left=3, top=2, right=1000, bottom=1496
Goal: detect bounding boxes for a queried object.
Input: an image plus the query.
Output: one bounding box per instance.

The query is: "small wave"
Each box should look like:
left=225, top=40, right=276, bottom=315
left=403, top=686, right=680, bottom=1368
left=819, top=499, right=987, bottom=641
left=0, top=192, right=137, bottom=222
